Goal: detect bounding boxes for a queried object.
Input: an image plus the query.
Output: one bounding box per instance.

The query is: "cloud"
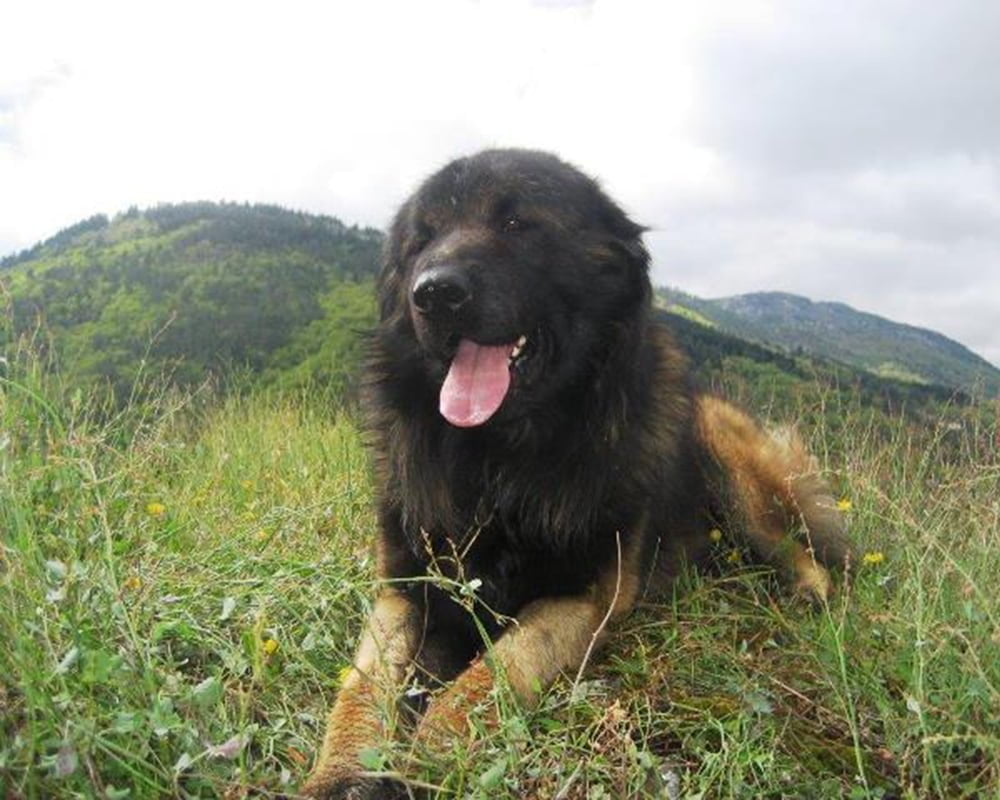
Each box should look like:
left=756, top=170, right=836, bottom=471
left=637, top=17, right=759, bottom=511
left=694, top=1, right=1000, bottom=172
left=640, top=0, right=1000, bottom=366
left=0, top=0, right=746, bottom=242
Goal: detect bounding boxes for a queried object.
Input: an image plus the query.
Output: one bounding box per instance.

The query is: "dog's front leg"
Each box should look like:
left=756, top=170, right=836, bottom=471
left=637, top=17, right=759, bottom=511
left=415, top=533, right=643, bottom=748
left=302, top=589, right=419, bottom=800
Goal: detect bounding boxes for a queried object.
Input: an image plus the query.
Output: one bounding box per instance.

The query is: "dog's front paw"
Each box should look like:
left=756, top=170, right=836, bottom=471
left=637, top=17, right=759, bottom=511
left=299, top=772, right=407, bottom=800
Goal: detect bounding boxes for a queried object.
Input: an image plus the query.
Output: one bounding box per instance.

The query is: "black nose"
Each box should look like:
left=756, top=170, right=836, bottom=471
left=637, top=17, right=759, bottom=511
left=412, top=266, right=472, bottom=318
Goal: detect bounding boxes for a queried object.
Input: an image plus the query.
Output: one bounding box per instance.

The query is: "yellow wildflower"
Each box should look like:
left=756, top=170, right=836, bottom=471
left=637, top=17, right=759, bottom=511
left=836, top=498, right=853, bottom=512
left=337, top=665, right=354, bottom=686
left=146, top=502, right=166, bottom=517
left=263, top=638, right=279, bottom=655
left=726, top=549, right=742, bottom=564
left=123, top=576, right=142, bottom=591
left=862, top=551, right=885, bottom=566
left=708, top=528, right=723, bottom=543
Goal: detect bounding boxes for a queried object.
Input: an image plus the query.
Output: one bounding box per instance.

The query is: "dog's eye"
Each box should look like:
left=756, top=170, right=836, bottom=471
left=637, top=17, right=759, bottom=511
left=501, top=215, right=524, bottom=233
left=411, top=223, right=435, bottom=253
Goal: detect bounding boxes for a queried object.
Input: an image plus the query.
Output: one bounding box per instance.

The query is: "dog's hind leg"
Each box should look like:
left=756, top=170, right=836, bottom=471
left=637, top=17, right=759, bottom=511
left=695, top=395, right=851, bottom=602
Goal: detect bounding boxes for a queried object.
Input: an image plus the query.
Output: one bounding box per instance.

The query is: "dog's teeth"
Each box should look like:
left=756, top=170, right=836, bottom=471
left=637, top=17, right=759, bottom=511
left=510, top=335, right=528, bottom=361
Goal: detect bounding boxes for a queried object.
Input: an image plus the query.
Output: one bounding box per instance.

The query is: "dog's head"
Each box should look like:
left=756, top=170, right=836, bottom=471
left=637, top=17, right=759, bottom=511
left=378, top=149, right=650, bottom=428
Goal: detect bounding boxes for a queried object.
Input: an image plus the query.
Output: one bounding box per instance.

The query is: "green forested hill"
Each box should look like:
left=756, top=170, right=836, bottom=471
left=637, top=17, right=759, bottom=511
left=1, top=203, right=381, bottom=397
left=658, top=288, right=1000, bottom=395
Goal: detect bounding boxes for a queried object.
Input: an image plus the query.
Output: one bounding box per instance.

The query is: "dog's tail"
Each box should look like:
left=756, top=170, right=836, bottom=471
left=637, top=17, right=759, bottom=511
left=695, top=396, right=851, bottom=595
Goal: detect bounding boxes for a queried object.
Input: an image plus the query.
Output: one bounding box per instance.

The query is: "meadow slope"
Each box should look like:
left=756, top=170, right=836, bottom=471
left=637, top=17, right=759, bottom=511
left=1, top=347, right=998, bottom=799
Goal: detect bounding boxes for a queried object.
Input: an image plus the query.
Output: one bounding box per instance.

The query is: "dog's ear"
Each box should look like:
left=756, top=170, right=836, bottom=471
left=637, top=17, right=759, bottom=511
left=376, top=200, right=413, bottom=325
left=589, top=189, right=652, bottom=313
left=600, top=198, right=649, bottom=273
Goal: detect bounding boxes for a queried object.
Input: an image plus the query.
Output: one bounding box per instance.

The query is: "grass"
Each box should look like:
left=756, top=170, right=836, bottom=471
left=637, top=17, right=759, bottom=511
left=1, top=343, right=998, bottom=799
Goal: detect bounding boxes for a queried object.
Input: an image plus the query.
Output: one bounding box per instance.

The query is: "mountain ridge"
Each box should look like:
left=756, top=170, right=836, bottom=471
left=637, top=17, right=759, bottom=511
left=658, top=287, right=1000, bottom=394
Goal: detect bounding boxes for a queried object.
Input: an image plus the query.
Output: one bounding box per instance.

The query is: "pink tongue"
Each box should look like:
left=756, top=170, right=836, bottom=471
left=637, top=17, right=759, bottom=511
left=440, top=338, right=513, bottom=427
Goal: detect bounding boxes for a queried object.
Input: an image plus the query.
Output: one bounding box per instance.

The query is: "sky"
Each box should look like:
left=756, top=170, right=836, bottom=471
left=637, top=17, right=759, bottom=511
left=2, top=0, right=999, bottom=365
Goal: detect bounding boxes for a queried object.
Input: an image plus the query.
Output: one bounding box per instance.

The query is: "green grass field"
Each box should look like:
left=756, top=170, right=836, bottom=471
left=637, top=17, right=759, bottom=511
left=2, top=345, right=998, bottom=799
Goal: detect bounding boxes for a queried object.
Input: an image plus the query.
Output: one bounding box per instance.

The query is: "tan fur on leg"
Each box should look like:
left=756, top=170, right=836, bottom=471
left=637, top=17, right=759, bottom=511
left=302, top=590, right=419, bottom=797
left=791, top=545, right=832, bottom=602
left=696, top=396, right=849, bottom=597
left=416, top=659, right=496, bottom=750
left=414, top=532, right=644, bottom=750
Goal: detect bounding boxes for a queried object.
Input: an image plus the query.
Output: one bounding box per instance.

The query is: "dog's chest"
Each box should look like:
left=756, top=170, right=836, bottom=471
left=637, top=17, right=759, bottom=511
left=401, top=436, right=649, bottom=622
left=422, top=516, right=599, bottom=640
left=421, top=491, right=629, bottom=622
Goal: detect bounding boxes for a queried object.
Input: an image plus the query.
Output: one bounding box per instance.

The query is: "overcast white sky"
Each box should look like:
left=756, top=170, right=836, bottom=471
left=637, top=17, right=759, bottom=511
left=2, top=0, right=999, bottom=365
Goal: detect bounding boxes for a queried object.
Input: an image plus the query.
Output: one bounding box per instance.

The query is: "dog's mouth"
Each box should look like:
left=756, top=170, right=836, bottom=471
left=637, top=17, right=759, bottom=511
left=439, top=333, right=535, bottom=427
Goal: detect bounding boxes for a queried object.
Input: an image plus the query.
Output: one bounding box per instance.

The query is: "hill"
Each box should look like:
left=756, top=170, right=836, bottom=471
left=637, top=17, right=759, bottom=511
left=1, top=203, right=382, bottom=396
left=658, top=288, right=1000, bottom=395
left=660, top=310, right=966, bottom=422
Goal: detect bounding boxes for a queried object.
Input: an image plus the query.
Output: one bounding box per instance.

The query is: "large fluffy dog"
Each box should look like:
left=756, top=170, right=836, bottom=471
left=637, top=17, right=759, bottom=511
left=302, top=150, right=850, bottom=798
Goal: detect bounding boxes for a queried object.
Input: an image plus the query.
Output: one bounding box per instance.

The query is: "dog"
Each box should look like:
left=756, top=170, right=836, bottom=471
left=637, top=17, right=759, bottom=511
left=301, top=149, right=850, bottom=799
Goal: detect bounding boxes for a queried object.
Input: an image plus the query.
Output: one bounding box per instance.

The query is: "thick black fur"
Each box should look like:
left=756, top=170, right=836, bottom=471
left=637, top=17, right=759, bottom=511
left=364, top=149, right=711, bottom=683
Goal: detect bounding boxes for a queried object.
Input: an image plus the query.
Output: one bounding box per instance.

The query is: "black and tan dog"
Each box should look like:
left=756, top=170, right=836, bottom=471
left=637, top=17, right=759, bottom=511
left=302, top=149, right=850, bottom=799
